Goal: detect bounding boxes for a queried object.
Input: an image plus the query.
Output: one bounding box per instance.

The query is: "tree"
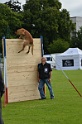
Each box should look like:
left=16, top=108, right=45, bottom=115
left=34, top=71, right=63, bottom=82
left=5, top=0, right=21, bottom=12
left=0, top=3, right=23, bottom=52
left=23, top=0, right=75, bottom=53
left=0, top=3, right=23, bottom=38
left=23, top=0, right=61, bottom=52
left=58, top=9, right=75, bottom=41
left=70, top=27, right=82, bottom=50
left=48, top=38, right=69, bottom=53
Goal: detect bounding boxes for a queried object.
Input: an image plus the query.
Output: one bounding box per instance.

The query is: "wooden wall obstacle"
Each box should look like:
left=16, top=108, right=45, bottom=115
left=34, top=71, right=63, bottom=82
left=2, top=38, right=42, bottom=103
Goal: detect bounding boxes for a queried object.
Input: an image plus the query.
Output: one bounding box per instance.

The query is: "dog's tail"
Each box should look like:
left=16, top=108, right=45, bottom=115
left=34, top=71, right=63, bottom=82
left=31, top=44, right=34, bottom=55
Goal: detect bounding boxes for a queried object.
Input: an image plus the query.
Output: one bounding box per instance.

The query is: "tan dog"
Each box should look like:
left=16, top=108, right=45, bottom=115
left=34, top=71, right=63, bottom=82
left=15, top=28, right=33, bottom=55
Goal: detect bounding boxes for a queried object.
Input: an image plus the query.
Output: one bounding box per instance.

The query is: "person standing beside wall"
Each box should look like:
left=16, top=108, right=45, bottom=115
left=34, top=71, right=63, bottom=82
left=38, top=57, right=54, bottom=99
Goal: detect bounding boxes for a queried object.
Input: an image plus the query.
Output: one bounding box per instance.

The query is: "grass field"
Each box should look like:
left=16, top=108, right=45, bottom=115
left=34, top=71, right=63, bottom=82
left=2, top=70, right=82, bottom=124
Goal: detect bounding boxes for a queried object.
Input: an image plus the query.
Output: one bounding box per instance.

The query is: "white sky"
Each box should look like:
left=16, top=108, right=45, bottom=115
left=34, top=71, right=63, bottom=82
left=0, top=0, right=82, bottom=17
left=59, top=0, right=82, bottom=17
left=0, top=0, right=25, bottom=5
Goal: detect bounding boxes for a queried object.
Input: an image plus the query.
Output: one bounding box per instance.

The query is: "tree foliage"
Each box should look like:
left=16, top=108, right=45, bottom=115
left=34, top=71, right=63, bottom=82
left=5, top=0, right=21, bottom=12
left=0, top=3, right=23, bottom=39
left=0, top=3, right=23, bottom=52
left=23, top=0, right=74, bottom=53
left=48, top=38, right=69, bottom=53
left=58, top=9, right=75, bottom=41
left=23, top=0, right=61, bottom=39
left=70, top=27, right=82, bottom=49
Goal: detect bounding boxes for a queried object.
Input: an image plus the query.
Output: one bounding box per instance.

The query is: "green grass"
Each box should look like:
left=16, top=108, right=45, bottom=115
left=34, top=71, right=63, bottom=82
left=2, top=70, right=82, bottom=124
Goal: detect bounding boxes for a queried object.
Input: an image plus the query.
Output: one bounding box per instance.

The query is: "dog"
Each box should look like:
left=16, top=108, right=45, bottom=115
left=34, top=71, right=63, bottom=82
left=15, top=28, right=34, bottom=55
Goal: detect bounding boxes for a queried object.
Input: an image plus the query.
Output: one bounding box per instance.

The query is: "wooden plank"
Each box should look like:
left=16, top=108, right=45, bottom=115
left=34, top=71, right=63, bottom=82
left=8, top=71, right=38, bottom=86
left=8, top=89, right=40, bottom=97
left=7, top=71, right=38, bottom=84
left=8, top=95, right=40, bottom=103
left=6, top=46, right=41, bottom=55
left=7, top=51, right=41, bottom=60
left=8, top=92, right=40, bottom=100
left=8, top=84, right=39, bottom=93
left=7, top=65, right=38, bottom=72
left=8, top=85, right=40, bottom=103
left=6, top=49, right=41, bottom=56
left=7, top=60, right=40, bottom=66
left=7, top=58, right=41, bottom=65
left=7, top=71, right=38, bottom=86
left=6, top=42, right=41, bottom=47
left=6, top=38, right=41, bottom=50
left=7, top=79, right=38, bottom=86
left=8, top=91, right=40, bottom=100
left=6, top=38, right=41, bottom=43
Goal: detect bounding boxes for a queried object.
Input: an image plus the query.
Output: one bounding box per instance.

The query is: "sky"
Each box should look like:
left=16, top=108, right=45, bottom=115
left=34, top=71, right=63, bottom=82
left=0, top=0, right=82, bottom=17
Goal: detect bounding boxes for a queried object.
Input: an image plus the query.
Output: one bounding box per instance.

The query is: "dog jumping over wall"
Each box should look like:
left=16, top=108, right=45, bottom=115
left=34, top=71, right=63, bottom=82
left=15, top=28, right=34, bottom=55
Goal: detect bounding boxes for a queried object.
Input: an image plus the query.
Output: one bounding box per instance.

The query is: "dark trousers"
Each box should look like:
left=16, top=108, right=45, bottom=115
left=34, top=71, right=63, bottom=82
left=0, top=94, right=4, bottom=124
left=38, top=79, right=54, bottom=99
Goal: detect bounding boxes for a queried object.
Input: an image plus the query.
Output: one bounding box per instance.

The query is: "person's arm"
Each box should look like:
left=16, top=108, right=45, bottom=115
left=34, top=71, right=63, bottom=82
left=37, top=72, right=40, bottom=82
left=0, top=69, right=5, bottom=97
left=48, top=64, right=52, bottom=82
left=48, top=71, right=52, bottom=82
left=37, top=64, right=40, bottom=82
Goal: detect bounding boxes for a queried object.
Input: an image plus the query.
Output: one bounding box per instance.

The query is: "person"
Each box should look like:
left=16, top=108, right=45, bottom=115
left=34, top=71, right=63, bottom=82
left=0, top=68, right=4, bottom=124
left=38, top=57, right=54, bottom=99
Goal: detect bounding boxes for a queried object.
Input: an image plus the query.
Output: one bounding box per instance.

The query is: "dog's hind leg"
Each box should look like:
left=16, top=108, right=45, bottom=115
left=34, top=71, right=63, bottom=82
left=18, top=43, right=25, bottom=53
left=31, top=44, right=33, bottom=55
left=26, top=46, right=30, bottom=54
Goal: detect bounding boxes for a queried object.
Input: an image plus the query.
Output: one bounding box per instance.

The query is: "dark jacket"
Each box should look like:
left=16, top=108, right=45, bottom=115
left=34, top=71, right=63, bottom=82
left=38, top=63, right=52, bottom=79
left=0, top=69, right=4, bottom=97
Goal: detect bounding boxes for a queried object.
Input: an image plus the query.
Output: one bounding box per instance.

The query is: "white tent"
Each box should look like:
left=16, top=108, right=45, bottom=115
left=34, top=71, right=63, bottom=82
left=56, top=48, right=82, bottom=70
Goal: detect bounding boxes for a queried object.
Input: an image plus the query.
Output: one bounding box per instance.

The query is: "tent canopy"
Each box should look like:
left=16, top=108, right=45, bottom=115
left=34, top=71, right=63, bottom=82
left=56, top=48, right=82, bottom=70
left=61, top=48, right=82, bottom=56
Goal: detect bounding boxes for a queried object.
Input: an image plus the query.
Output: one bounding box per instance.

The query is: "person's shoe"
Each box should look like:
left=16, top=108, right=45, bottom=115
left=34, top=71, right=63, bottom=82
left=39, top=97, right=46, bottom=100
left=51, top=97, right=54, bottom=99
